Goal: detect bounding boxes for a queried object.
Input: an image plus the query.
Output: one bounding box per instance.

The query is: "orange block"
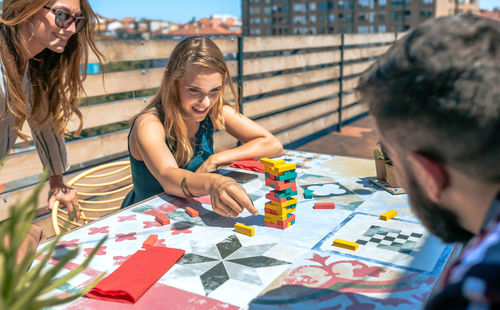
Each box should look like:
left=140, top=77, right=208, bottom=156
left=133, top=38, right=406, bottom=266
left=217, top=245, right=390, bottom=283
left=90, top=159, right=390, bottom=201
left=155, top=214, right=170, bottom=225
left=142, top=234, right=158, bottom=248
left=186, top=207, right=199, bottom=217
left=314, top=202, right=335, bottom=209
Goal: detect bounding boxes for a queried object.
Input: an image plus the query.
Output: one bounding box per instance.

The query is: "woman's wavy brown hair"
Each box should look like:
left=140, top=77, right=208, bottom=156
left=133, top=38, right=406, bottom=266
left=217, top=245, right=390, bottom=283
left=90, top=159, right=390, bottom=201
left=142, top=36, right=238, bottom=167
left=0, top=0, right=104, bottom=140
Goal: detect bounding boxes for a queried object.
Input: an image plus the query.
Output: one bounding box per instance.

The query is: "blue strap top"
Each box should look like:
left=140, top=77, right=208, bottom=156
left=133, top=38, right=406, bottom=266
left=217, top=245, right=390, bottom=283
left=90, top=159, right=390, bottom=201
left=121, top=116, right=214, bottom=208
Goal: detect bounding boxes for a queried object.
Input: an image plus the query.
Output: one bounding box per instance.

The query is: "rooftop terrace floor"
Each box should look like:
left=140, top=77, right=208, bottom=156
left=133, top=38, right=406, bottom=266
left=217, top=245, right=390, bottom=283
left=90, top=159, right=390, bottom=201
left=293, top=115, right=379, bottom=159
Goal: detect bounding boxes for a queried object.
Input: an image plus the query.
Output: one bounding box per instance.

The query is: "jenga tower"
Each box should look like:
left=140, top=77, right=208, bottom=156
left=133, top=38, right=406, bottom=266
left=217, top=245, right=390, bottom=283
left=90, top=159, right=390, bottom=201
left=260, top=158, right=297, bottom=229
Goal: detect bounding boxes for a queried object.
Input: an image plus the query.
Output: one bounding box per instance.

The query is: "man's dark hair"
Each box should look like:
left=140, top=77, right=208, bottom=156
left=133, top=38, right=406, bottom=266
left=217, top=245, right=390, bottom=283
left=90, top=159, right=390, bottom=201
left=359, top=15, right=500, bottom=182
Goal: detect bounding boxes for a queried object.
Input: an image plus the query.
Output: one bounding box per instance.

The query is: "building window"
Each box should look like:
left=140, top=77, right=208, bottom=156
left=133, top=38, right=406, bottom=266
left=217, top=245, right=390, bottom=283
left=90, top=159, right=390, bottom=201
left=338, top=0, right=354, bottom=10
left=358, top=25, right=370, bottom=33
left=329, top=13, right=335, bottom=22
left=318, top=14, right=328, bottom=24
left=378, top=25, right=386, bottom=32
left=391, top=0, right=411, bottom=6
left=339, top=13, right=354, bottom=22
left=309, top=3, right=317, bottom=11
left=420, top=0, right=433, bottom=3
left=339, top=26, right=353, bottom=33
left=294, top=3, right=307, bottom=12
left=250, top=7, right=261, bottom=14
left=379, top=0, right=387, bottom=5
left=378, top=12, right=386, bottom=21
left=263, top=17, right=272, bottom=25
left=319, top=1, right=334, bottom=11
left=293, top=15, right=307, bottom=24
left=263, top=6, right=272, bottom=14
left=309, top=15, right=317, bottom=23
left=264, top=0, right=271, bottom=3
left=359, top=0, right=375, bottom=8
left=420, top=10, right=433, bottom=18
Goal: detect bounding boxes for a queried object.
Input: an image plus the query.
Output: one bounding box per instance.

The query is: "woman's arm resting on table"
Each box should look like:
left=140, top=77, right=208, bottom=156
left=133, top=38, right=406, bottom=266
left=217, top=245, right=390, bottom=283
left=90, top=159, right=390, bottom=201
left=195, top=105, right=283, bottom=173
left=131, top=113, right=258, bottom=217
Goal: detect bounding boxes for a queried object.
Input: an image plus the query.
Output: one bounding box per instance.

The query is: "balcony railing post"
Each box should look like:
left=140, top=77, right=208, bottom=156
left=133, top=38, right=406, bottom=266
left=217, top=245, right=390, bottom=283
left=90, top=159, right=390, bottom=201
left=338, top=32, right=345, bottom=132
left=237, top=35, right=244, bottom=147
left=237, top=36, right=244, bottom=115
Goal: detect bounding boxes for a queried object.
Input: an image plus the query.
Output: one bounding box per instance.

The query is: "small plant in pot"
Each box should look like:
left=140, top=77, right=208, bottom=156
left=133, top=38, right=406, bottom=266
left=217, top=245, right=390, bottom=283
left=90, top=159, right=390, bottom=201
left=374, top=144, right=390, bottom=181
left=384, top=160, right=401, bottom=188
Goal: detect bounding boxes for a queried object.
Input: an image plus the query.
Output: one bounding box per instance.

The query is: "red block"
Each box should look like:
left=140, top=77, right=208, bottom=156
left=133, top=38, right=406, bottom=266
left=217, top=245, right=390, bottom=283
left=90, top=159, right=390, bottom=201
left=265, top=178, right=297, bottom=191
left=266, top=192, right=286, bottom=203
left=142, top=234, right=158, bottom=248
left=155, top=214, right=170, bottom=225
left=264, top=207, right=277, bottom=215
left=314, top=202, right=335, bottom=209
left=186, top=207, right=199, bottom=217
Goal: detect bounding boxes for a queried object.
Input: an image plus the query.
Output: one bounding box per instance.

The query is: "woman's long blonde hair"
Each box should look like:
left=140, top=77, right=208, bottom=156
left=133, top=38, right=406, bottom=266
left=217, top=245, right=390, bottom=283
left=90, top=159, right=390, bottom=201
left=0, top=0, right=104, bottom=140
left=143, top=36, right=238, bottom=167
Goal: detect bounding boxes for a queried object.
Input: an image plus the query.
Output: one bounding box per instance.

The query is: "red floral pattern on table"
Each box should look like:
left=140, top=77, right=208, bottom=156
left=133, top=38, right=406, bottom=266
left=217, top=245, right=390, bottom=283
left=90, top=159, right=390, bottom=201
left=84, top=246, right=107, bottom=257
left=118, top=214, right=137, bottom=222
left=88, top=226, right=110, bottom=235
left=143, top=220, right=161, bottom=229
left=113, top=254, right=133, bottom=266
left=58, top=239, right=79, bottom=247
left=115, top=232, right=137, bottom=242
left=278, top=253, right=434, bottom=308
left=155, top=238, right=167, bottom=247
left=193, top=195, right=211, bottom=205
left=144, top=203, right=180, bottom=217
left=170, top=226, right=192, bottom=235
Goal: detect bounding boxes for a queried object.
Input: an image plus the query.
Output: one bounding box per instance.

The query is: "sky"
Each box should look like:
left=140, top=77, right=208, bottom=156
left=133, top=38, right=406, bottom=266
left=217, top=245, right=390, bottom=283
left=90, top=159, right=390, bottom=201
left=88, top=0, right=498, bottom=23
left=88, top=0, right=241, bottom=23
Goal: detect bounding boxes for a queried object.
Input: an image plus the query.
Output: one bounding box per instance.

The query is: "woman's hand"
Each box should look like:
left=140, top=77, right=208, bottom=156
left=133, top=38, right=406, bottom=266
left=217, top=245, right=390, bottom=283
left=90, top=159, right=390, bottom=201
left=48, top=175, right=80, bottom=221
left=195, top=154, right=222, bottom=173
left=209, top=175, right=258, bottom=217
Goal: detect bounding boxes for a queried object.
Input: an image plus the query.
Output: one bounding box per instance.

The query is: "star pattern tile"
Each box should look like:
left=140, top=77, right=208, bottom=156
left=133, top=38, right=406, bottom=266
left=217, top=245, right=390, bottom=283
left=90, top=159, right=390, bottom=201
left=175, top=234, right=291, bottom=295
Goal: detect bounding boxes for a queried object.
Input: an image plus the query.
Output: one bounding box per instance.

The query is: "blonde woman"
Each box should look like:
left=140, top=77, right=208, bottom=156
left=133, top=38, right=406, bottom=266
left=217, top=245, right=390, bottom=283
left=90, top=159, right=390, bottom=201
left=123, top=36, right=283, bottom=217
left=0, top=0, right=103, bottom=247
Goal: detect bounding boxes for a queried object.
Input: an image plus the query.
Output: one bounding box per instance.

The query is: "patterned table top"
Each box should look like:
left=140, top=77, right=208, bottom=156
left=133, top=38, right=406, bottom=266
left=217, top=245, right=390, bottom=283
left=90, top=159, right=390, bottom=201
left=41, top=150, right=457, bottom=309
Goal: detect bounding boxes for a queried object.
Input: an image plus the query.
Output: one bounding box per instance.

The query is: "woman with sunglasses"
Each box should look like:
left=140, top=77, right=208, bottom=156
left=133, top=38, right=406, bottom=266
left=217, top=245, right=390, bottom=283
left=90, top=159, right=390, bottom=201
left=0, top=0, right=103, bottom=255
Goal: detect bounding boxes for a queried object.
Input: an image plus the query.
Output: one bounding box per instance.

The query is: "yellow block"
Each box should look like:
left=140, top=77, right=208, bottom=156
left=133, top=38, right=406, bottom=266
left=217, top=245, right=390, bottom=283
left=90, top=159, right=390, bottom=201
left=268, top=197, right=298, bottom=208
left=264, top=163, right=296, bottom=175
left=260, top=157, right=286, bottom=168
left=234, top=223, right=255, bottom=237
left=264, top=210, right=294, bottom=221
left=265, top=203, right=296, bottom=215
left=333, top=239, right=358, bottom=251
left=380, top=210, right=398, bottom=221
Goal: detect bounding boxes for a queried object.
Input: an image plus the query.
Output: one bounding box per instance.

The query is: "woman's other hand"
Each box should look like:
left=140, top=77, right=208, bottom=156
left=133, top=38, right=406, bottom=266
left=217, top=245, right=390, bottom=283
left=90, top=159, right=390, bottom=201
left=48, top=175, right=80, bottom=221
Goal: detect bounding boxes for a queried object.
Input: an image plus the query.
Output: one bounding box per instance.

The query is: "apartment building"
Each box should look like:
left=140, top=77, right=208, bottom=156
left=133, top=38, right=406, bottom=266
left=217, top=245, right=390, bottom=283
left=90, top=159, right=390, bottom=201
left=242, top=0, right=479, bottom=35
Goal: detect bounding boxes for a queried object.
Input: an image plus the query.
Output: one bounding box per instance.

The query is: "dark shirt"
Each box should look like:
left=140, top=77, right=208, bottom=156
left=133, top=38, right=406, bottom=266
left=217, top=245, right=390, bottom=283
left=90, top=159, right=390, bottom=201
left=426, top=192, right=500, bottom=309
left=121, top=116, right=214, bottom=208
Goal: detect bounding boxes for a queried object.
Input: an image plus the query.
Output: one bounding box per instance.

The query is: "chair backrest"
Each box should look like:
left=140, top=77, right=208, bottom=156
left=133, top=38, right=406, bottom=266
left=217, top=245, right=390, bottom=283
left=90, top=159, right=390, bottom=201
left=52, top=160, right=132, bottom=235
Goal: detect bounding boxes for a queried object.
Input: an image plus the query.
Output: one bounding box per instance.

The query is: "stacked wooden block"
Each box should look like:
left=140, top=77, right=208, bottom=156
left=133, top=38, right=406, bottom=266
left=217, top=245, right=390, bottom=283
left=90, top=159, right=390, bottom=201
left=260, top=158, right=297, bottom=229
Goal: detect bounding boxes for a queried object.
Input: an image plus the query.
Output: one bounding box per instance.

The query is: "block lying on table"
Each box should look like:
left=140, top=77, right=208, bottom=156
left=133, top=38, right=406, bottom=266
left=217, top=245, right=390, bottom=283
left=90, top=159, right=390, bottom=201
left=142, top=234, right=158, bottom=248
left=333, top=239, right=358, bottom=251
left=380, top=210, right=398, bottom=221
left=314, top=202, right=335, bottom=209
left=155, top=214, right=170, bottom=225
left=185, top=207, right=199, bottom=217
left=234, top=223, right=255, bottom=237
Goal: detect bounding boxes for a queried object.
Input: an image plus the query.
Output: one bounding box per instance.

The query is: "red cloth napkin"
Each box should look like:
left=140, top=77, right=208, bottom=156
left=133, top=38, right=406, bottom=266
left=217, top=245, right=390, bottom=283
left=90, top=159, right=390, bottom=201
left=230, top=159, right=265, bottom=173
left=86, top=246, right=185, bottom=304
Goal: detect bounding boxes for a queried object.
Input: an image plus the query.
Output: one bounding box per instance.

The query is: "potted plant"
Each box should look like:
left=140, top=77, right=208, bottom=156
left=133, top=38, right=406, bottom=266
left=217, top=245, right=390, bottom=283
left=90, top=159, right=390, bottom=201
left=0, top=169, right=106, bottom=310
left=374, top=144, right=390, bottom=181
left=384, top=160, right=401, bottom=188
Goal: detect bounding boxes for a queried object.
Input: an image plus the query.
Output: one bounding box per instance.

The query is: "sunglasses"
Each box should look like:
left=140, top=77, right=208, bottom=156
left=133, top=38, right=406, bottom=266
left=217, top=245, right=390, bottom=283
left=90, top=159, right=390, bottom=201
left=43, top=6, right=86, bottom=32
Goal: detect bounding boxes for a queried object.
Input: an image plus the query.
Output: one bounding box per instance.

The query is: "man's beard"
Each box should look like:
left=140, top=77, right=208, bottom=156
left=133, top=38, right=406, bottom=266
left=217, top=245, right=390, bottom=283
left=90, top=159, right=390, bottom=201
left=406, top=171, right=474, bottom=243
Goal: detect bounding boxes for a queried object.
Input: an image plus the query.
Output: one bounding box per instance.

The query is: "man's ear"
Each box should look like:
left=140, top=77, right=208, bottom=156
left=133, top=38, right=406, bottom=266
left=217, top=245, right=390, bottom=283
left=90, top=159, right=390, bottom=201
left=408, top=153, right=448, bottom=202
